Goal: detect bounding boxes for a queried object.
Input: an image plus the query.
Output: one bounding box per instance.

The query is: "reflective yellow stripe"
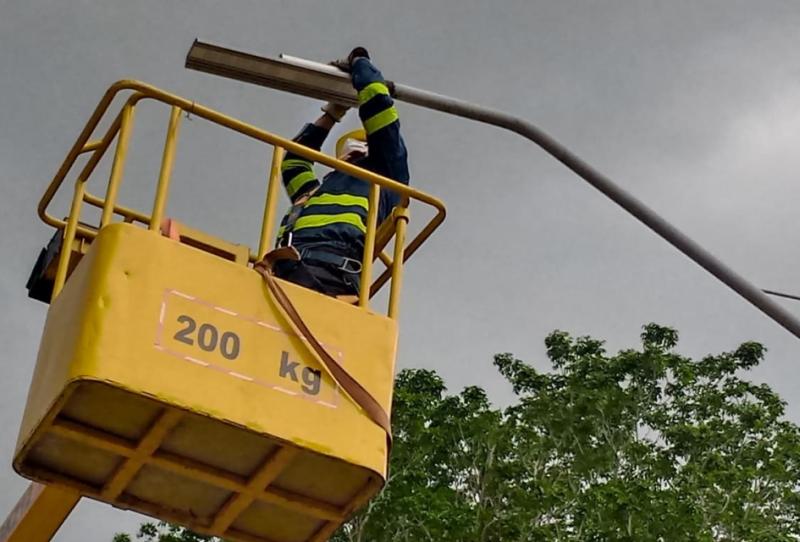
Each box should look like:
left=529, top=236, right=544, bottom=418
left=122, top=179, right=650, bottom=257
left=363, top=107, right=399, bottom=135
left=286, top=171, right=316, bottom=197
left=282, top=158, right=313, bottom=171
left=357, top=82, right=390, bottom=104
left=293, top=213, right=366, bottom=234
left=305, top=193, right=369, bottom=211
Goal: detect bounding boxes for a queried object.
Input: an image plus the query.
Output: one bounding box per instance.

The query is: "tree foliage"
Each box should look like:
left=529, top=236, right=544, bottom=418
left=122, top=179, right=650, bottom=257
left=118, top=324, right=800, bottom=541
left=334, top=324, right=800, bottom=542
left=112, top=522, right=220, bottom=542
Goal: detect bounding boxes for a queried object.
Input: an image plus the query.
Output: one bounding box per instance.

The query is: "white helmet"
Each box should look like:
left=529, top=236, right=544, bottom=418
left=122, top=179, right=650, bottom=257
left=335, top=129, right=368, bottom=160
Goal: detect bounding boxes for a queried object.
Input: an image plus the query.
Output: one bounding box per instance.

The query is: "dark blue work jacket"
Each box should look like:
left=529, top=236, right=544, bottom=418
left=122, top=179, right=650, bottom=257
left=277, top=58, right=409, bottom=261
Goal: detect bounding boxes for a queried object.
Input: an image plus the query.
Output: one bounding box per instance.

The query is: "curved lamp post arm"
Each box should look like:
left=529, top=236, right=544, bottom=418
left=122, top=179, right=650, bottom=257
left=186, top=40, right=800, bottom=340
left=392, top=83, right=800, bottom=340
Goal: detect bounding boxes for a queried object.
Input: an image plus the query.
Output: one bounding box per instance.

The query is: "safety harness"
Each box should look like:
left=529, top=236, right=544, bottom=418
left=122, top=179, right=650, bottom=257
left=276, top=188, right=363, bottom=276
left=160, top=217, right=392, bottom=453
left=276, top=189, right=315, bottom=250
left=254, top=260, right=393, bottom=452
left=259, top=191, right=391, bottom=449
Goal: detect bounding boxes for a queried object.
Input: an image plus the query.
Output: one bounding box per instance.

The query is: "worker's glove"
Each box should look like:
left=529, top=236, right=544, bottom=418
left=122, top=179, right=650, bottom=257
left=321, top=101, right=349, bottom=122
left=347, top=46, right=370, bottom=65
left=330, top=46, right=370, bottom=72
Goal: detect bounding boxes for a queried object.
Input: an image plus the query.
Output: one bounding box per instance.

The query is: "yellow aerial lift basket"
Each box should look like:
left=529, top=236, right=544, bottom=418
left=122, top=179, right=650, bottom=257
left=14, top=81, right=445, bottom=542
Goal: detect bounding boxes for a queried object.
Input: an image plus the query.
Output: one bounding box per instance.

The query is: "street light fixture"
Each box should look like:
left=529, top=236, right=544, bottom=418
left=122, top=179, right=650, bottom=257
left=186, top=39, right=800, bottom=341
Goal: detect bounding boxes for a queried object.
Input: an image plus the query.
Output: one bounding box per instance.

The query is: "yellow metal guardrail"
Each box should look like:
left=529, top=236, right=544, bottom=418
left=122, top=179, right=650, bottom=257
left=38, top=80, right=446, bottom=319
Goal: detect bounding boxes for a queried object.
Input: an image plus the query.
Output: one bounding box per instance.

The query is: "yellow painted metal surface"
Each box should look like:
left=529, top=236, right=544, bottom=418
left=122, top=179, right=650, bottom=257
left=0, top=483, right=79, bottom=542
left=101, top=103, right=135, bottom=226
left=169, top=221, right=251, bottom=265
left=150, top=105, right=182, bottom=230
left=10, top=79, right=447, bottom=541
left=14, top=223, right=397, bottom=541
left=259, top=147, right=285, bottom=259
left=36, top=80, right=446, bottom=307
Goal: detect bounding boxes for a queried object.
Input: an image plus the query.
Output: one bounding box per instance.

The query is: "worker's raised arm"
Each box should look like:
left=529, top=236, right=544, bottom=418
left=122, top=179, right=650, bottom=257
left=281, top=106, right=343, bottom=202
left=350, top=56, right=409, bottom=185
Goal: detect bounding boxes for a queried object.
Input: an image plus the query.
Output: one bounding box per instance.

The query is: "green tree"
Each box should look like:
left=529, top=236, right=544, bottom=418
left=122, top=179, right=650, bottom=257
left=119, top=324, right=800, bottom=541
left=334, top=324, right=800, bottom=542
left=113, top=522, right=220, bottom=542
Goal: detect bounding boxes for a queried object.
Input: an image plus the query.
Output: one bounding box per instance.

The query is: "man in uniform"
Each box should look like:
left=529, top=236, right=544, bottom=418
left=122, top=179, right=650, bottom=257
left=268, top=47, right=409, bottom=297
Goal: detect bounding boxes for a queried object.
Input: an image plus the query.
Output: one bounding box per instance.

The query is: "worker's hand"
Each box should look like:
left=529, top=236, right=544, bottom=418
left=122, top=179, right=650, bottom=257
left=330, top=47, right=370, bottom=72
left=321, top=101, right=349, bottom=122
left=347, top=46, right=370, bottom=65
left=329, top=56, right=350, bottom=71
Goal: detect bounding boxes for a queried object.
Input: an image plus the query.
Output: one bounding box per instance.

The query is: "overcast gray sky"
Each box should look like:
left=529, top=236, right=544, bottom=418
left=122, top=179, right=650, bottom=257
left=2, top=1, right=800, bottom=540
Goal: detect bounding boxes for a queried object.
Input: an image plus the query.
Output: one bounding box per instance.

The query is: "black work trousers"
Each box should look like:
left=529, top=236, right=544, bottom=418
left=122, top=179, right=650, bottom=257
left=273, top=260, right=359, bottom=297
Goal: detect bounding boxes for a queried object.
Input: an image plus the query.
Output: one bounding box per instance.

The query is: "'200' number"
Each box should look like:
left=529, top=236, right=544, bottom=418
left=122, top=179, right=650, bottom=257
left=174, top=315, right=240, bottom=360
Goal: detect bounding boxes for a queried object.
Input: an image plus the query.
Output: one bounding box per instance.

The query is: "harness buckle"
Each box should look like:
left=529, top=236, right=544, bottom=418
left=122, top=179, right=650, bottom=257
left=278, top=231, right=293, bottom=248
left=338, top=257, right=362, bottom=274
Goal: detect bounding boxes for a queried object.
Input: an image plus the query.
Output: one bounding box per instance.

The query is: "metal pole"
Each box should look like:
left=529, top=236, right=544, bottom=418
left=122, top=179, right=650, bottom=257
left=151, top=106, right=183, bottom=230
left=184, top=43, right=800, bottom=340
left=388, top=83, right=800, bottom=340
left=101, top=103, right=135, bottom=227
left=388, top=208, right=410, bottom=320
left=359, top=184, right=381, bottom=308
left=52, top=178, right=86, bottom=298
left=0, top=483, right=80, bottom=542
left=764, top=290, right=800, bottom=303
left=258, top=147, right=285, bottom=259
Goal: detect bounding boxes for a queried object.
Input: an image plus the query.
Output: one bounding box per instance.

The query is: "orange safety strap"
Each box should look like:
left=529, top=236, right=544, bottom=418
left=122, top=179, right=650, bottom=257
left=160, top=217, right=181, bottom=241
left=254, top=263, right=393, bottom=451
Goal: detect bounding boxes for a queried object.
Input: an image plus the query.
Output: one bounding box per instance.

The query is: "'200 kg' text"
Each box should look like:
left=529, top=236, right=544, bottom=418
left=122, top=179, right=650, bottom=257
left=172, top=315, right=323, bottom=396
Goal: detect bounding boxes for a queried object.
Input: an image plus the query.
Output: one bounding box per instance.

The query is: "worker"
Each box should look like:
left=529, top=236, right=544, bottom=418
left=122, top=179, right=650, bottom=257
left=264, top=47, right=409, bottom=297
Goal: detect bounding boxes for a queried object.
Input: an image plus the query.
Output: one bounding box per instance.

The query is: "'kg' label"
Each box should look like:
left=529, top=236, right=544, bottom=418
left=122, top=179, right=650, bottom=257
left=278, top=351, right=323, bottom=396
left=155, top=288, right=341, bottom=408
